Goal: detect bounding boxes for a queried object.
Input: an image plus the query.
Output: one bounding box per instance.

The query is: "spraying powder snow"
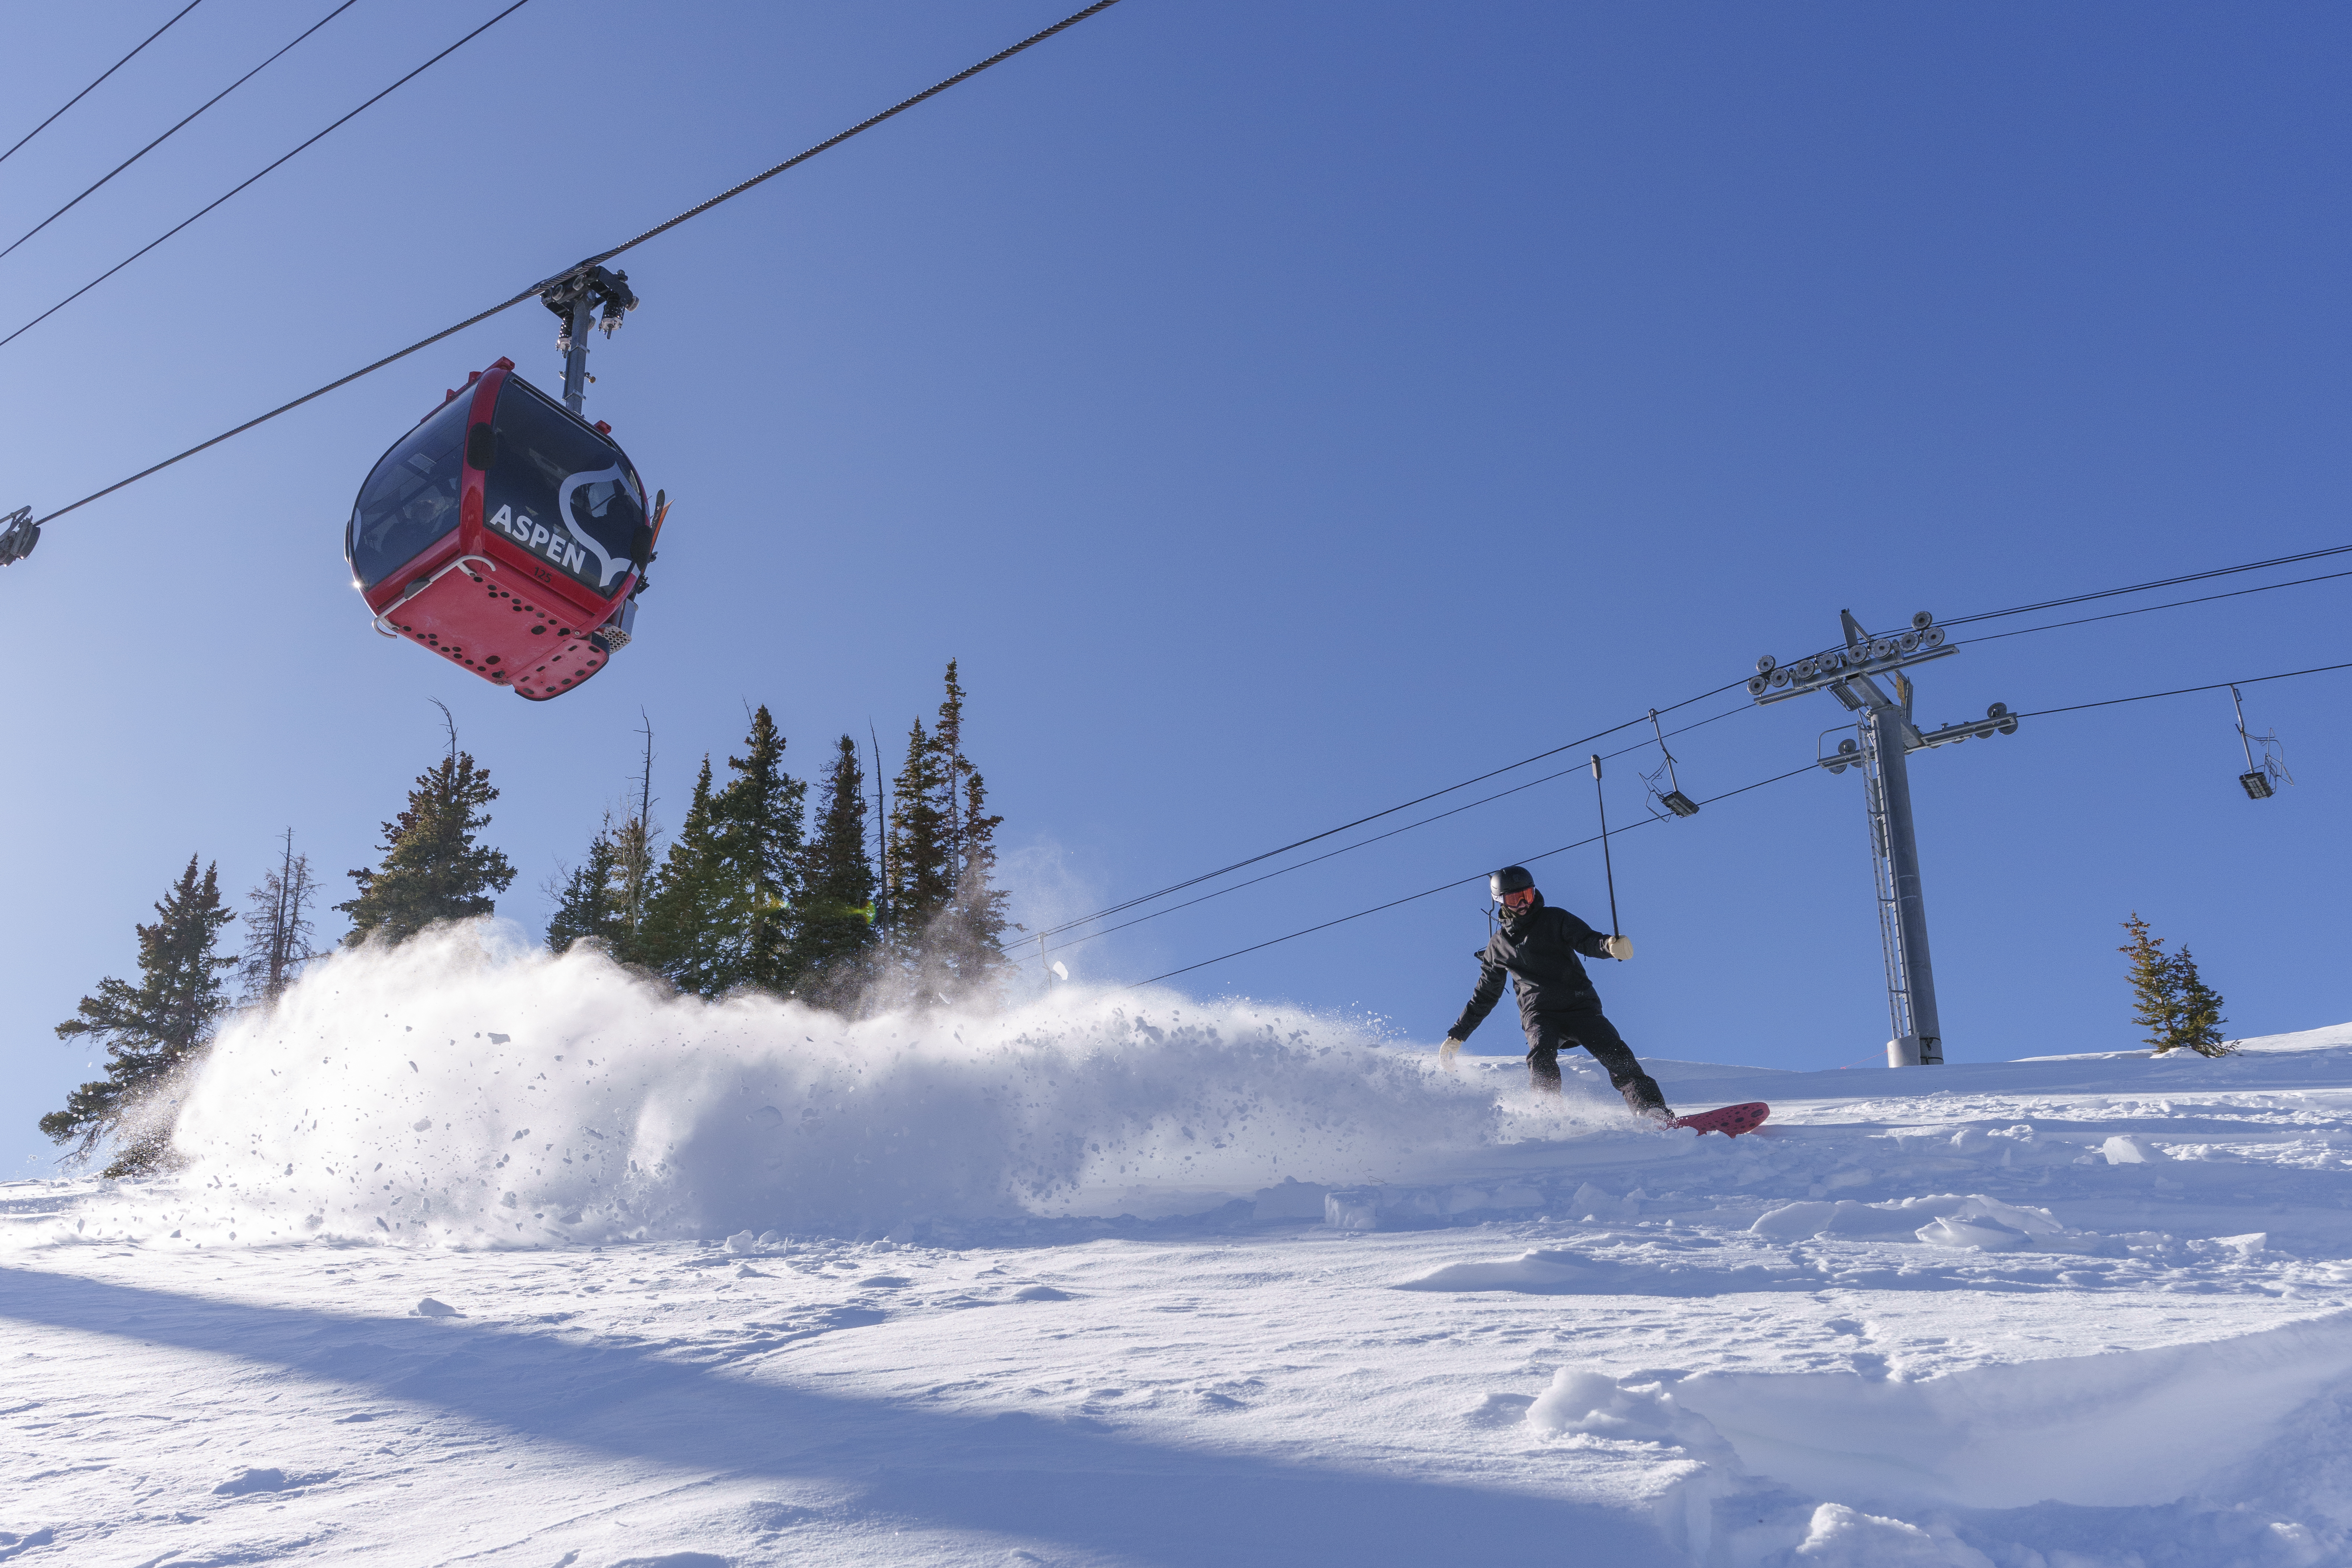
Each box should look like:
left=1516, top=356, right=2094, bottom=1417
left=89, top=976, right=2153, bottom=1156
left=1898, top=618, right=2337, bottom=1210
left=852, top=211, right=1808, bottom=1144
left=80, top=923, right=1607, bottom=1248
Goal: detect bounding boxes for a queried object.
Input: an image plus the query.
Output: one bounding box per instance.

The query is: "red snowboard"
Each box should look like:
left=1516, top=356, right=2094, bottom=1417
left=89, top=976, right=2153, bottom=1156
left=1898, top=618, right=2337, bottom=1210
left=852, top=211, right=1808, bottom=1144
left=1671, top=1102, right=1770, bottom=1137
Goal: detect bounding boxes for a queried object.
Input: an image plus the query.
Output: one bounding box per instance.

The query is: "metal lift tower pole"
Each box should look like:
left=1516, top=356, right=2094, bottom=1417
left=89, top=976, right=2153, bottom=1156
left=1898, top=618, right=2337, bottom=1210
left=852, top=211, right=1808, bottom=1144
left=1858, top=677, right=1942, bottom=1065
left=1748, top=609, right=2016, bottom=1067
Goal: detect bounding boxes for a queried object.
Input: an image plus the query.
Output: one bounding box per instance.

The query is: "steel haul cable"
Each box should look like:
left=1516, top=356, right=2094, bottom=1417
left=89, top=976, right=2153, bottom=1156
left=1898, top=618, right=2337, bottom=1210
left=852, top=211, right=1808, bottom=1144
left=1017, top=552, right=2351, bottom=963
left=1114, top=655, right=2352, bottom=991
left=1126, top=762, right=1824, bottom=989
left=1932, top=545, right=2352, bottom=628
left=1025, top=698, right=1759, bottom=964
left=0, top=0, right=364, bottom=264
left=2011, top=659, right=2352, bottom=720
left=14, top=0, right=1130, bottom=531
left=1, top=0, right=536, bottom=356
left=1952, top=567, right=2352, bottom=647
left=1026, top=679, right=1750, bottom=944
left=0, top=0, right=206, bottom=169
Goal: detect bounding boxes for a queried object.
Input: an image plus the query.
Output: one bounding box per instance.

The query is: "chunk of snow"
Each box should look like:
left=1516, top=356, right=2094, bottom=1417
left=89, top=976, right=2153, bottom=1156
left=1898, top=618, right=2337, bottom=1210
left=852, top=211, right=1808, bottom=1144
left=1786, top=1502, right=1997, bottom=1566
left=1916, top=1215, right=2032, bottom=1251
left=412, top=1297, right=461, bottom=1317
left=722, top=1229, right=758, bottom=1254
left=1525, top=1367, right=1711, bottom=1446
left=2103, top=1134, right=2162, bottom=1164
left=1394, top=1250, right=1591, bottom=1293
left=1909, top=1194, right=2067, bottom=1251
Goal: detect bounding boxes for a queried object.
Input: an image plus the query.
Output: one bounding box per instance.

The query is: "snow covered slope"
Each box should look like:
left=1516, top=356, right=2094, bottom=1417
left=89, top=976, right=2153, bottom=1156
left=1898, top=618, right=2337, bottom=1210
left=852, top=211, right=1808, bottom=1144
left=5, top=931, right=2350, bottom=1566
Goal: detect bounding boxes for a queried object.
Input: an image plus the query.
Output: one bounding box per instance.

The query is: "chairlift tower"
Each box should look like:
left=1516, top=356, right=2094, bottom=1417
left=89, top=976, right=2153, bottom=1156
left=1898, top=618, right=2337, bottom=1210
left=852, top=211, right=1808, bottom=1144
left=1747, top=609, right=2019, bottom=1067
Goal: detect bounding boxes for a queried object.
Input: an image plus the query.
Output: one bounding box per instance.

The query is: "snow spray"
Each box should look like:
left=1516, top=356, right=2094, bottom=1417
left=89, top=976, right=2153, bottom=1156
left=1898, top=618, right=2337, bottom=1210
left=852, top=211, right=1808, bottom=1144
left=52, top=922, right=1598, bottom=1249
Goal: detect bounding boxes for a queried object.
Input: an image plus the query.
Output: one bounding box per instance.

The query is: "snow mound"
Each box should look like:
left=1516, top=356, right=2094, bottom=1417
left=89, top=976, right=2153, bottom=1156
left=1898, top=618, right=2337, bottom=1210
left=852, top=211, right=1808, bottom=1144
left=66, top=923, right=1553, bottom=1248
left=1780, top=1504, right=1995, bottom=1567
left=1674, top=1306, right=2352, bottom=1510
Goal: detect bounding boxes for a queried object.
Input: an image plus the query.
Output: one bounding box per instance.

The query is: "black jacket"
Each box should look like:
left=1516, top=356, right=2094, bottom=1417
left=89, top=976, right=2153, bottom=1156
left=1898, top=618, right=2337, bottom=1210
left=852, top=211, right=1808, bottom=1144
left=1448, top=895, right=1611, bottom=1040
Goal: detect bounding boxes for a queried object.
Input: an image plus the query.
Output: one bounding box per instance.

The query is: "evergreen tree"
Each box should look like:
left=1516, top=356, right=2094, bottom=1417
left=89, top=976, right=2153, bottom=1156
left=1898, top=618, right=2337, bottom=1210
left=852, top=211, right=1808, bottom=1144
left=934, top=659, right=970, bottom=877
left=717, top=705, right=807, bottom=993
left=637, top=708, right=809, bottom=997
left=637, top=757, right=737, bottom=995
left=884, top=662, right=1012, bottom=999
left=933, top=765, right=1012, bottom=994
left=2166, top=946, right=2232, bottom=1057
left=338, top=743, right=517, bottom=945
left=44, top=856, right=237, bottom=1174
left=794, top=735, right=879, bottom=1006
left=547, top=824, right=627, bottom=955
left=240, top=828, right=318, bottom=1007
left=2119, top=914, right=2235, bottom=1057
left=2119, top=914, right=2173, bottom=1051
left=886, top=714, right=955, bottom=937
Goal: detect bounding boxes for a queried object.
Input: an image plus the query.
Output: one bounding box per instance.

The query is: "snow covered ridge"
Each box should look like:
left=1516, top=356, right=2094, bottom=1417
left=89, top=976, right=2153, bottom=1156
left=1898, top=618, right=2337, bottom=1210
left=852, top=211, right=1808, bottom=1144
left=34, top=921, right=1538, bottom=1249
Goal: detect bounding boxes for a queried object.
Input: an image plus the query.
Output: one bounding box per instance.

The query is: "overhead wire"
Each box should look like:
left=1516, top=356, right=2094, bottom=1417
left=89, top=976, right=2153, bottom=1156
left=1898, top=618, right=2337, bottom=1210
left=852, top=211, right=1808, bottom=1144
left=1116, top=654, right=2352, bottom=991
left=16, top=0, right=1130, bottom=531
left=1, top=0, right=534, bottom=357
left=1950, top=566, right=2352, bottom=648
left=0, top=0, right=206, bottom=170
left=1022, top=550, right=2352, bottom=962
left=1025, top=698, right=1758, bottom=963
left=2011, top=658, right=2352, bottom=721
left=0, top=0, right=363, bottom=264
left=1126, top=761, right=1824, bottom=989
left=1026, top=678, right=1751, bottom=943
left=1934, top=544, right=2352, bottom=628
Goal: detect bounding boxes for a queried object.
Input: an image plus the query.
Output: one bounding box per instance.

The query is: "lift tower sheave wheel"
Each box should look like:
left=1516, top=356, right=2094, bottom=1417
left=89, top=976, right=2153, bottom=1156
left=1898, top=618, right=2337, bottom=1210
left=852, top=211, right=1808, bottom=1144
left=536, top=264, right=638, bottom=416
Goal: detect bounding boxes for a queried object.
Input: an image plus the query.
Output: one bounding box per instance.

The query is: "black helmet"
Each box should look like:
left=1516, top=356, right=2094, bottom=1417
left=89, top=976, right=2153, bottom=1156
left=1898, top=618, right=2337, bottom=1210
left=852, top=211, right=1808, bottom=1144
left=1489, top=865, right=1534, bottom=901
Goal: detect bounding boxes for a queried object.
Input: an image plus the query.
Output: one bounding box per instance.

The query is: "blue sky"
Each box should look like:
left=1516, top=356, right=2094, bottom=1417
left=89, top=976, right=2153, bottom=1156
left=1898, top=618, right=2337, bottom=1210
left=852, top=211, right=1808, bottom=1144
left=3, top=0, right=2346, bottom=1172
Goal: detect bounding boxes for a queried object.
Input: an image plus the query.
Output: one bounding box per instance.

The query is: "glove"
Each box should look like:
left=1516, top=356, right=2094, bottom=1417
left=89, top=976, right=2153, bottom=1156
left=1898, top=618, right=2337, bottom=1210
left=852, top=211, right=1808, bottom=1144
left=1601, top=934, right=1633, bottom=961
left=1440, top=1036, right=1465, bottom=1070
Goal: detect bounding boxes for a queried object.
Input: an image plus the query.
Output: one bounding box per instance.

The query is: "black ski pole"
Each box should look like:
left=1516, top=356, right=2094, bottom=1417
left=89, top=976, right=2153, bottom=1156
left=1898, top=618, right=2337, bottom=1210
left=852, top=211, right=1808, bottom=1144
left=1590, top=753, right=1620, bottom=940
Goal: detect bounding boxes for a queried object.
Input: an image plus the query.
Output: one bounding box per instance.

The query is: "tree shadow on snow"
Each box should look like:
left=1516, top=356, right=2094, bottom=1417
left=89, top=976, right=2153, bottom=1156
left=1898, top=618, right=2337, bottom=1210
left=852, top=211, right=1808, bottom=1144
left=0, top=1266, right=1678, bottom=1567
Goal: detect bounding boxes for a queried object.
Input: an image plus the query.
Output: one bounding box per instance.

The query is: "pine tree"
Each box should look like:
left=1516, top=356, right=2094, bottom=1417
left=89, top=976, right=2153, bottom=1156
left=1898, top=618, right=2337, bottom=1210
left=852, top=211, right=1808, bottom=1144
left=934, top=765, right=1012, bottom=994
left=886, top=714, right=955, bottom=938
left=934, top=659, right=970, bottom=879
left=2166, top=946, right=2233, bottom=1057
left=884, top=662, right=1012, bottom=999
left=338, top=743, right=517, bottom=946
left=548, top=824, right=626, bottom=955
left=2119, top=914, right=2174, bottom=1051
left=44, top=856, right=237, bottom=1174
left=716, top=705, right=807, bottom=993
left=636, top=709, right=810, bottom=997
left=2119, top=914, right=2235, bottom=1057
left=240, top=828, right=318, bottom=1008
left=794, top=735, right=879, bottom=1007
left=638, top=757, right=737, bottom=995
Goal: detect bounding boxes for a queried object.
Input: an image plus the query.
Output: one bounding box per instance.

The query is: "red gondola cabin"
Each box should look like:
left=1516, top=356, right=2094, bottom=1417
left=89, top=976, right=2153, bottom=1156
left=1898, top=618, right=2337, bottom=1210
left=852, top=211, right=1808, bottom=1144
left=346, top=358, right=659, bottom=700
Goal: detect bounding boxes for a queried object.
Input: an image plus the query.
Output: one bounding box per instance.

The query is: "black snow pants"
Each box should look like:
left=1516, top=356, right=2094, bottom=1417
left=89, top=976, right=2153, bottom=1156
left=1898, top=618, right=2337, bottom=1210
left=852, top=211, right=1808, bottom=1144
left=1526, top=1009, right=1670, bottom=1118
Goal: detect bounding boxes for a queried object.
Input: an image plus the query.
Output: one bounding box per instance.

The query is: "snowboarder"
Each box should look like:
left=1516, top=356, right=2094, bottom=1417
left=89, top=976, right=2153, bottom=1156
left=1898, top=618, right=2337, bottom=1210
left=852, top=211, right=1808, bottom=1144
left=1440, top=866, right=1673, bottom=1122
